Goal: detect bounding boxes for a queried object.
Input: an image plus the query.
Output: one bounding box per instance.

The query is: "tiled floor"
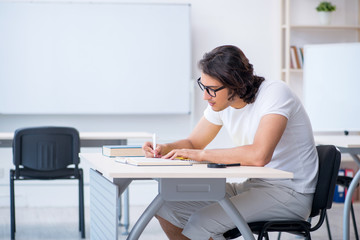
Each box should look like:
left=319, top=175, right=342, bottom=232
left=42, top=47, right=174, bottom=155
left=0, top=203, right=359, bottom=240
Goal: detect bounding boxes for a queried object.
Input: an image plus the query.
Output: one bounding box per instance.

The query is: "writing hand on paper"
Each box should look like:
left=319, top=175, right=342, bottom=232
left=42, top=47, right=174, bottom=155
left=142, top=141, right=163, bottom=158
left=162, top=149, right=202, bottom=162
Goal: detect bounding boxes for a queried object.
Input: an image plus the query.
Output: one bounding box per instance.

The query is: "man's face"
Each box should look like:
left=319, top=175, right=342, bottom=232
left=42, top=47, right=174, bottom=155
left=199, top=73, right=230, bottom=112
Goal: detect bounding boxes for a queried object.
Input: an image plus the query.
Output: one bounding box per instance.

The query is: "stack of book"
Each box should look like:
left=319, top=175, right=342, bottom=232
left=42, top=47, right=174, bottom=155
left=102, top=145, right=144, bottom=157
left=290, top=45, right=304, bottom=69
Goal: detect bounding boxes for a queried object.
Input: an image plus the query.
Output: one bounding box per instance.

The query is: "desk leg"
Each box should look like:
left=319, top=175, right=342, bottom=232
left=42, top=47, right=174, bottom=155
left=343, top=160, right=360, bottom=240
left=122, top=187, right=130, bottom=235
left=219, top=197, right=255, bottom=240
left=127, top=194, right=164, bottom=240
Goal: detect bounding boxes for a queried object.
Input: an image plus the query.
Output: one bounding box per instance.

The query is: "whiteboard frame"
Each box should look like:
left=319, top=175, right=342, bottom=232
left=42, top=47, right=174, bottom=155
left=303, top=42, right=360, bottom=132
left=0, top=1, right=192, bottom=114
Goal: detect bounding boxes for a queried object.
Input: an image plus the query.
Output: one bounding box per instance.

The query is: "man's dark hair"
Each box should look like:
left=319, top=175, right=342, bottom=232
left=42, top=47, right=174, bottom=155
left=198, top=45, right=265, bottom=104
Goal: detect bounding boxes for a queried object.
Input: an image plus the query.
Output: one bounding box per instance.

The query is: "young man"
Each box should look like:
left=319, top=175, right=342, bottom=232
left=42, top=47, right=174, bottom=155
left=143, top=45, right=318, bottom=240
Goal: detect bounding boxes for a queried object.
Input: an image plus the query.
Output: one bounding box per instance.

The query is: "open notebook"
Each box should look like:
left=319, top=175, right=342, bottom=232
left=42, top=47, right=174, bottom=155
left=115, top=157, right=202, bottom=166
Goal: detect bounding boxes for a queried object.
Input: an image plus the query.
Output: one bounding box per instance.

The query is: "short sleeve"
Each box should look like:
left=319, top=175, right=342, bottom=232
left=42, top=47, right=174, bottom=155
left=204, top=105, right=223, bottom=126
left=257, top=81, right=297, bottom=119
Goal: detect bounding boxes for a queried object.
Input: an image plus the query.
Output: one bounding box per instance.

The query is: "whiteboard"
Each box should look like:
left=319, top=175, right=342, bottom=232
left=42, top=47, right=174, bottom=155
left=0, top=2, right=191, bottom=114
left=303, top=43, right=360, bottom=132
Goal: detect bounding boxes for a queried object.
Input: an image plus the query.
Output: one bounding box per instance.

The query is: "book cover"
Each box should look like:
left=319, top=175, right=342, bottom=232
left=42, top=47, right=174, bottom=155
left=333, top=169, right=345, bottom=203
left=115, top=157, right=192, bottom=166
left=290, top=46, right=298, bottom=69
left=297, top=47, right=303, bottom=68
left=291, top=46, right=301, bottom=69
left=102, top=145, right=144, bottom=157
left=299, top=47, right=304, bottom=67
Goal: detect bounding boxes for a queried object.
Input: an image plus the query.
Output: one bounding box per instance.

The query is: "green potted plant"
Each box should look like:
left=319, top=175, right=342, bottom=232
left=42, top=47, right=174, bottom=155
left=316, top=2, right=336, bottom=25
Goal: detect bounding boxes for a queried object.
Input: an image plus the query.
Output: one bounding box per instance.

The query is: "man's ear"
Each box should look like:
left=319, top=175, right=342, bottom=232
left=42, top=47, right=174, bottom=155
left=227, top=89, right=236, bottom=101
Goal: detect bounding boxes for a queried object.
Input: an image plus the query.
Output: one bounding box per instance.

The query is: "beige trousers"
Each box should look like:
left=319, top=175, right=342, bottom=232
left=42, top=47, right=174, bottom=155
left=156, top=179, right=313, bottom=240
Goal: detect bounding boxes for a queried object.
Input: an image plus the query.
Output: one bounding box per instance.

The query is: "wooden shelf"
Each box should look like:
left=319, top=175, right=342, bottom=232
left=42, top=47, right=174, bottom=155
left=282, top=69, right=303, bottom=73
left=282, top=24, right=360, bottom=30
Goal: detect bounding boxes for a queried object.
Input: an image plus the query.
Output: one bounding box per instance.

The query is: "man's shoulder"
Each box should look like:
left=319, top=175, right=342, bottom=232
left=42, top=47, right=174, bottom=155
left=260, top=79, right=288, bottom=90
left=255, top=80, right=297, bottom=109
left=258, top=80, right=291, bottom=97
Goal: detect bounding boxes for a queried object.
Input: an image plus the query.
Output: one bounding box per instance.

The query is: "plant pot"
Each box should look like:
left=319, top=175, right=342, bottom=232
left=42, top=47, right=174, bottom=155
left=318, top=11, right=332, bottom=25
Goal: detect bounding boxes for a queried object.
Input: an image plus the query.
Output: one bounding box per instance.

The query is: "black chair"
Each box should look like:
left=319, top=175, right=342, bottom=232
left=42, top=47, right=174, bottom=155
left=10, top=127, right=85, bottom=240
left=325, top=175, right=359, bottom=240
left=223, top=145, right=341, bottom=240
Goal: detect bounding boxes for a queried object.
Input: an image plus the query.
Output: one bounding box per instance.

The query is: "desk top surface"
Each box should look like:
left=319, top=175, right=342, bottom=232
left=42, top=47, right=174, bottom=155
left=0, top=131, right=153, bottom=140
left=80, top=153, right=294, bottom=179
left=314, top=135, right=360, bottom=148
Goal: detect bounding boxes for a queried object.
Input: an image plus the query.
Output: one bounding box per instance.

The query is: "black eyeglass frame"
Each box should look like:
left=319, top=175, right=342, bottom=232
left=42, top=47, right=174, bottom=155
left=197, top=77, right=226, bottom=97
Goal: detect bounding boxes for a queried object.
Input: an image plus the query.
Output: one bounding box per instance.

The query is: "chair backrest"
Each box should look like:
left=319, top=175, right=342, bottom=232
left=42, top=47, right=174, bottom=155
left=13, top=127, right=80, bottom=173
left=310, top=145, right=341, bottom=217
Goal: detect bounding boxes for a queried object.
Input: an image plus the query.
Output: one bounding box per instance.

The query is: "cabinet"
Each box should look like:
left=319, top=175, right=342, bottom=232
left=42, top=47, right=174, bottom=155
left=280, top=0, right=360, bottom=97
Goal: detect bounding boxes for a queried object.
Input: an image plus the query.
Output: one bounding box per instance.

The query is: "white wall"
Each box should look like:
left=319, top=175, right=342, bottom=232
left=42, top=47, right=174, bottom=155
left=0, top=0, right=281, bottom=207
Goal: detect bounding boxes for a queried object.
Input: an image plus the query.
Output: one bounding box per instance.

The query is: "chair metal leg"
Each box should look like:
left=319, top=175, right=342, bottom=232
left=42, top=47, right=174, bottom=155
left=79, top=170, right=85, bottom=238
left=79, top=177, right=81, bottom=232
left=10, top=170, right=15, bottom=240
left=118, top=192, right=122, bottom=224
left=350, top=203, right=359, bottom=240
left=325, top=212, right=332, bottom=240
left=277, top=232, right=281, bottom=240
left=257, top=229, right=269, bottom=240
left=263, top=232, right=269, bottom=240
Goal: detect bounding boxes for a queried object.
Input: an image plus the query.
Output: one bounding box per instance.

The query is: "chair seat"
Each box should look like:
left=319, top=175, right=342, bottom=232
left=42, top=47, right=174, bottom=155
left=223, top=220, right=311, bottom=239
left=223, top=222, right=268, bottom=239
left=223, top=145, right=341, bottom=240
left=15, top=167, right=79, bottom=179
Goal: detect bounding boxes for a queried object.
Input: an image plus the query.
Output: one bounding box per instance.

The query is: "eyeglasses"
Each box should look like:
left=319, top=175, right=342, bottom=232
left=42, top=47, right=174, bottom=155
left=197, top=77, right=226, bottom=97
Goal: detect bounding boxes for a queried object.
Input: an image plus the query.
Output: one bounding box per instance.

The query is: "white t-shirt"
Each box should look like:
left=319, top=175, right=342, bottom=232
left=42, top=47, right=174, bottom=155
left=204, top=79, right=318, bottom=194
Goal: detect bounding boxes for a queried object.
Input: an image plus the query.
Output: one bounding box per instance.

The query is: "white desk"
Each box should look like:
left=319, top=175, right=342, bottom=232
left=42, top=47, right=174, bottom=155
left=81, top=153, right=293, bottom=240
left=0, top=131, right=153, bottom=148
left=315, top=135, right=360, bottom=240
